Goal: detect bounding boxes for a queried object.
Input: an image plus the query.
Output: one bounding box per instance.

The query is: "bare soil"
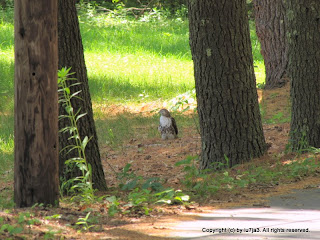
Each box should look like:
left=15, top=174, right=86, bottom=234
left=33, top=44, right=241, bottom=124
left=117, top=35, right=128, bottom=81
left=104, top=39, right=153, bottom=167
left=101, top=84, right=292, bottom=190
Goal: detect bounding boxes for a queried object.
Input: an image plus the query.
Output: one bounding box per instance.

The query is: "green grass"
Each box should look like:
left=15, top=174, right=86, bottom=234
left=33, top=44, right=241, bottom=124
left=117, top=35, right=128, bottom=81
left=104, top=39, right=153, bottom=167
left=94, top=111, right=197, bottom=148
left=0, top=8, right=265, bottom=106
left=0, top=8, right=14, bottom=113
left=0, top=9, right=14, bottom=193
left=80, top=14, right=194, bottom=102
left=0, top=7, right=266, bottom=188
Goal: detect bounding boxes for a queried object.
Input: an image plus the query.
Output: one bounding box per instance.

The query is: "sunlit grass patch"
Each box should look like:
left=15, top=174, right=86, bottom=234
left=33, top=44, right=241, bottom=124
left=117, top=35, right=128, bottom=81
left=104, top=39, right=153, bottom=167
left=0, top=50, right=14, bottom=113
left=85, top=52, right=194, bottom=103
left=80, top=15, right=191, bottom=59
left=0, top=8, right=267, bottom=165
left=254, top=60, right=266, bottom=86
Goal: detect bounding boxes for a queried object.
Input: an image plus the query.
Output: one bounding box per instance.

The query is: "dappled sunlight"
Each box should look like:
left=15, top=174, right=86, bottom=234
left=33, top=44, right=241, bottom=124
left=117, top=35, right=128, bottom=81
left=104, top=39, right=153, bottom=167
left=92, top=90, right=197, bottom=118
left=2, top=3, right=320, bottom=239
left=85, top=52, right=195, bottom=102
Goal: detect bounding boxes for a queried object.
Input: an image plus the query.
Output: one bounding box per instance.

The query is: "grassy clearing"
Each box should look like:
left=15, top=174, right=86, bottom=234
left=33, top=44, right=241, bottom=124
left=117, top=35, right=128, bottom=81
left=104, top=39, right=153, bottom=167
left=0, top=8, right=265, bottom=106
left=0, top=7, right=266, bottom=206
left=86, top=53, right=194, bottom=102
left=0, top=7, right=266, bottom=152
left=80, top=14, right=194, bottom=102
left=0, top=10, right=14, bottom=195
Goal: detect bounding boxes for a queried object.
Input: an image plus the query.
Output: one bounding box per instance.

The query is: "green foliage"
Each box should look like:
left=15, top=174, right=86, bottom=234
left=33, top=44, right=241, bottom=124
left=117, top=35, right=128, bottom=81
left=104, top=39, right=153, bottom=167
left=266, top=112, right=290, bottom=124
left=0, top=212, right=42, bottom=238
left=0, top=0, right=13, bottom=10
left=76, top=212, right=95, bottom=232
left=0, top=223, right=23, bottom=236
left=0, top=7, right=265, bottom=106
left=175, top=156, right=229, bottom=197
left=288, top=157, right=317, bottom=179
left=58, top=67, right=94, bottom=202
left=43, top=229, right=58, bottom=240
left=176, top=155, right=320, bottom=199
left=105, top=196, right=121, bottom=217
left=104, top=163, right=190, bottom=216
left=286, top=128, right=309, bottom=154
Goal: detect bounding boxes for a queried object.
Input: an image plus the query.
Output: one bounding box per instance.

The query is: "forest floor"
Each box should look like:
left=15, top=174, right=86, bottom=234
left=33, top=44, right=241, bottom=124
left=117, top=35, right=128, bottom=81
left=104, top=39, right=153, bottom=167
left=1, top=83, right=320, bottom=239
left=101, top=85, right=292, bottom=190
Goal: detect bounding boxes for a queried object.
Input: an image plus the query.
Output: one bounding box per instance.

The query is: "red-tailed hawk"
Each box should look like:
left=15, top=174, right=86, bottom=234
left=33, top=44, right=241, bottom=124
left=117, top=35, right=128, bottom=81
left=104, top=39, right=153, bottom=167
left=158, top=109, right=178, bottom=140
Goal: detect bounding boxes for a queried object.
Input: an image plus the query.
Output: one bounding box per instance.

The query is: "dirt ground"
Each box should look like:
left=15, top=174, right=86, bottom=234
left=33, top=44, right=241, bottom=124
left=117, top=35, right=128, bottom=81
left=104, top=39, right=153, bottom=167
left=2, top=84, right=320, bottom=240
left=92, top=83, right=320, bottom=239
left=101, top=84, right=292, bottom=190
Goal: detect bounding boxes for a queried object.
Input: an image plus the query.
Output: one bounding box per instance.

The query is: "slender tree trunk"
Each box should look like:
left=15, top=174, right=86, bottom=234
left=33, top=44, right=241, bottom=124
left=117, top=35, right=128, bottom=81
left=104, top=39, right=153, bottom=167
left=254, top=0, right=289, bottom=89
left=58, top=0, right=107, bottom=191
left=188, top=0, right=266, bottom=169
left=286, top=0, right=320, bottom=150
left=14, top=0, right=59, bottom=207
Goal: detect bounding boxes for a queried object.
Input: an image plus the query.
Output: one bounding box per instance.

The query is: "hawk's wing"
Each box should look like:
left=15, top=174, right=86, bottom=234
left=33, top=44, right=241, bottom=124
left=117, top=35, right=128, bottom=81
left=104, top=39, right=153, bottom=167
left=171, top=117, right=178, bottom=135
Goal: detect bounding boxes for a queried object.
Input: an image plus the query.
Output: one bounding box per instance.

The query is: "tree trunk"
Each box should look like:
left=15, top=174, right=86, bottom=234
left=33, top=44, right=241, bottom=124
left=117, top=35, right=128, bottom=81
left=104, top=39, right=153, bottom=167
left=14, top=0, right=59, bottom=207
left=286, top=1, right=320, bottom=150
left=254, top=0, right=288, bottom=89
left=58, top=0, right=107, bottom=191
left=188, top=0, right=266, bottom=169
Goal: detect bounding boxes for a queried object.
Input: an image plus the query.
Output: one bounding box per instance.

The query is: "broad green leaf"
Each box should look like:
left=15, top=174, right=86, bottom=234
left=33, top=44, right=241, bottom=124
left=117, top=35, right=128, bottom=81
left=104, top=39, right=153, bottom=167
left=82, top=136, right=89, bottom=150
left=76, top=113, right=87, bottom=122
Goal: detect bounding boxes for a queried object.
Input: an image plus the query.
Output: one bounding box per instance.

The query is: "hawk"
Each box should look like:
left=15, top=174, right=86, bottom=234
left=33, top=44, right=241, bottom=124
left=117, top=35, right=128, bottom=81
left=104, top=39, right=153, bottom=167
left=158, top=109, right=178, bottom=140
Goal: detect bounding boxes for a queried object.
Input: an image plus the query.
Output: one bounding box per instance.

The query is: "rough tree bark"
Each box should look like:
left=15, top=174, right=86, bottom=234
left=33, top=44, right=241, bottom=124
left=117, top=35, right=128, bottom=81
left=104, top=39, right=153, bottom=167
left=14, top=0, right=59, bottom=207
left=286, top=1, right=320, bottom=150
left=188, top=0, right=266, bottom=169
left=254, top=0, right=289, bottom=89
left=58, top=0, right=107, bottom=191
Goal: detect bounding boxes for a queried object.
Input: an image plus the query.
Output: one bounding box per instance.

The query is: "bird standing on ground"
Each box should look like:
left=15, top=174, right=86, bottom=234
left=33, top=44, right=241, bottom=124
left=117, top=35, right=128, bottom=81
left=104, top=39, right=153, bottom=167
left=158, top=109, right=178, bottom=140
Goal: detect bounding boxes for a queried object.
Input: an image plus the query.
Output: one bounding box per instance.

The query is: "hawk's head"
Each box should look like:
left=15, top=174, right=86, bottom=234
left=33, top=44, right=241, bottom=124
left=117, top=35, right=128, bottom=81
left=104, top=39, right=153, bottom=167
left=159, top=109, right=171, bottom=117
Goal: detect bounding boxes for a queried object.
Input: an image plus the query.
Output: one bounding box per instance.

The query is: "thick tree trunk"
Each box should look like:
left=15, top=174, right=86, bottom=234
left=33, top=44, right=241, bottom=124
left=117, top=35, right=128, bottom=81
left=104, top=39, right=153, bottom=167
left=14, top=0, right=59, bottom=207
left=286, top=1, right=320, bottom=150
left=58, top=0, right=107, bottom=191
left=254, top=0, right=288, bottom=89
left=188, top=0, right=266, bottom=169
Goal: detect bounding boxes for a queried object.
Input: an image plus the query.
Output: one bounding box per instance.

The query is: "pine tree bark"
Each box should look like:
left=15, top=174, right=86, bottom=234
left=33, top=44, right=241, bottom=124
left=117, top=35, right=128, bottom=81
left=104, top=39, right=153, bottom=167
left=188, top=0, right=266, bottom=169
left=58, top=0, right=107, bottom=191
left=14, top=0, right=59, bottom=207
left=286, top=1, right=320, bottom=150
left=254, top=0, right=288, bottom=89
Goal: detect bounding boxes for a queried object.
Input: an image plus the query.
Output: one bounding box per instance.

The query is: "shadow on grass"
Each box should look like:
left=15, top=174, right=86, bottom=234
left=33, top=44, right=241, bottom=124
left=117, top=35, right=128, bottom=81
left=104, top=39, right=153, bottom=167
left=95, top=112, right=159, bottom=148
left=88, top=76, right=192, bottom=103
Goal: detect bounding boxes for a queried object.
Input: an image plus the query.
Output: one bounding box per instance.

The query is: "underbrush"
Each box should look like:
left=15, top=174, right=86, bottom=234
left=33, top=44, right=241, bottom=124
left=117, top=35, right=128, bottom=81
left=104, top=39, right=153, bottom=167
left=176, top=154, right=320, bottom=201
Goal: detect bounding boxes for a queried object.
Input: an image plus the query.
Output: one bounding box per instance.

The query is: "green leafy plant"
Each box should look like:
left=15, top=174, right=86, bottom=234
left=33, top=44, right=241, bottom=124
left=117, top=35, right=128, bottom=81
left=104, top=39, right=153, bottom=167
left=105, top=196, right=121, bottom=217
left=175, top=156, right=221, bottom=197
left=0, top=212, right=43, bottom=238
left=0, top=223, right=23, bottom=236
left=286, top=128, right=309, bottom=154
left=43, top=228, right=58, bottom=240
left=104, top=164, right=190, bottom=217
left=155, top=188, right=190, bottom=205
left=76, top=212, right=94, bottom=231
left=58, top=67, right=94, bottom=202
